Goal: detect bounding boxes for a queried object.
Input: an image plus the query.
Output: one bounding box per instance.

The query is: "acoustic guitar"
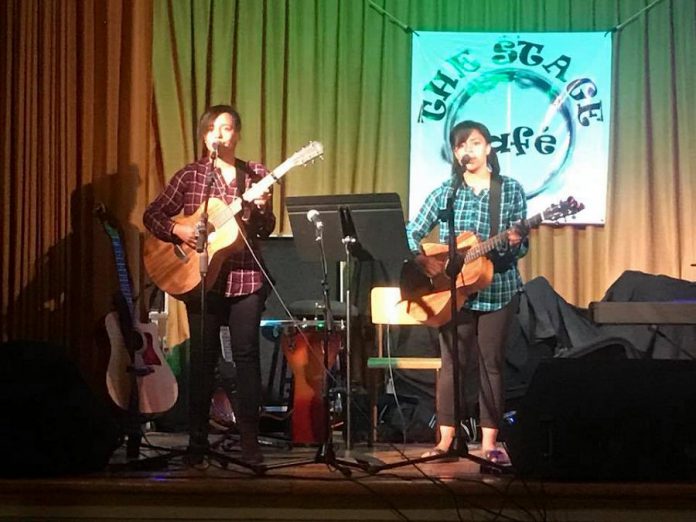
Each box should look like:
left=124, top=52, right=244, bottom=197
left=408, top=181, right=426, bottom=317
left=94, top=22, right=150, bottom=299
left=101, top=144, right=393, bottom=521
left=143, top=141, right=324, bottom=300
left=400, top=197, right=584, bottom=327
left=95, top=204, right=178, bottom=415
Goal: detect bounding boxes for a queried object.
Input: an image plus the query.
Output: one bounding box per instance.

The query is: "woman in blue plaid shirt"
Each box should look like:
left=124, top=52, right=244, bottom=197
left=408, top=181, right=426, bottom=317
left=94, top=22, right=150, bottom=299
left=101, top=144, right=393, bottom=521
left=407, top=120, right=528, bottom=464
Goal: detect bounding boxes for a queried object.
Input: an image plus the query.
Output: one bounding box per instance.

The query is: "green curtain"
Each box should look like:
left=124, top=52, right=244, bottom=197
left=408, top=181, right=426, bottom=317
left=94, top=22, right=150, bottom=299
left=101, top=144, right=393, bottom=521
left=151, top=0, right=696, bottom=306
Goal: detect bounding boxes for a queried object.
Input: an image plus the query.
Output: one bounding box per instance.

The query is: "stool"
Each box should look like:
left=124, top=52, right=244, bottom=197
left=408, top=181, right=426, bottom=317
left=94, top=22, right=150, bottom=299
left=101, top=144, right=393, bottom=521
left=367, top=287, right=440, bottom=445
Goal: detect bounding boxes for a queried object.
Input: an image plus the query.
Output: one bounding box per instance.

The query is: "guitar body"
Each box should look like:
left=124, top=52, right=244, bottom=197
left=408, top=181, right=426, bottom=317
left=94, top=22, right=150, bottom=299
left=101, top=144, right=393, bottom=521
left=104, top=311, right=178, bottom=414
left=143, top=198, right=243, bottom=299
left=400, top=197, right=586, bottom=327
left=403, top=232, right=494, bottom=327
left=143, top=141, right=326, bottom=300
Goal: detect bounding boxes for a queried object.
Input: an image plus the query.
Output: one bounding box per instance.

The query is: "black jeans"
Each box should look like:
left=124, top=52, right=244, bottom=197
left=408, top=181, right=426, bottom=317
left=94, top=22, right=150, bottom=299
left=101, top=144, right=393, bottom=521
left=437, top=294, right=519, bottom=429
left=185, top=287, right=268, bottom=447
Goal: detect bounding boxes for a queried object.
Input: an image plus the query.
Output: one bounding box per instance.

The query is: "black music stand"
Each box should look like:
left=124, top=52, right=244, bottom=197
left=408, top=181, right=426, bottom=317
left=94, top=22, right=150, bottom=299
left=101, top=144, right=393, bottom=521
left=259, top=193, right=410, bottom=474
left=288, top=193, right=411, bottom=447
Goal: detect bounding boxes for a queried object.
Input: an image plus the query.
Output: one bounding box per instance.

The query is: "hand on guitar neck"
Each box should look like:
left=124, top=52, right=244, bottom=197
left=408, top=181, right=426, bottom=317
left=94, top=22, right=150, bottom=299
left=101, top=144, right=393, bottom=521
left=507, top=226, right=525, bottom=248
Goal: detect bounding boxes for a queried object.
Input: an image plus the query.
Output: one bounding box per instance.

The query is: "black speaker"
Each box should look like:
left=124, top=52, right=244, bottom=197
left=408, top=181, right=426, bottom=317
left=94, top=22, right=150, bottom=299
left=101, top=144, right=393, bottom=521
left=0, top=341, right=122, bottom=477
left=504, top=358, right=696, bottom=481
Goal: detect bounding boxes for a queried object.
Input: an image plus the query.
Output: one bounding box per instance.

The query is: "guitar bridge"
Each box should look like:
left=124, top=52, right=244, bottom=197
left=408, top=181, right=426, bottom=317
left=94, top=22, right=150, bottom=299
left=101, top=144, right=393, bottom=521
left=127, top=365, right=155, bottom=377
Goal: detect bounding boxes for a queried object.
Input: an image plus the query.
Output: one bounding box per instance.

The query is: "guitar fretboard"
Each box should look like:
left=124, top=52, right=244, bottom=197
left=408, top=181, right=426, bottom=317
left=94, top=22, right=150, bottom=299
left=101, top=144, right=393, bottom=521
left=463, top=213, right=544, bottom=263
left=105, top=230, right=136, bottom=320
left=207, top=149, right=312, bottom=230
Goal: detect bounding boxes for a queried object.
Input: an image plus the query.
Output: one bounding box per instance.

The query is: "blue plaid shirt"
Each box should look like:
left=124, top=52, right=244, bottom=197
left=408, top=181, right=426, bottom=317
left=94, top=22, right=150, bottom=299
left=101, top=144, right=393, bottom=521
left=406, top=175, right=528, bottom=312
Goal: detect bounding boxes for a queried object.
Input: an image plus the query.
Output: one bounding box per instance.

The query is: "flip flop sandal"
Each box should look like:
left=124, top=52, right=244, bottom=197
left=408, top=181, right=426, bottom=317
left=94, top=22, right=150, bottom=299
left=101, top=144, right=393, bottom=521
left=484, top=449, right=511, bottom=465
left=420, top=447, right=459, bottom=462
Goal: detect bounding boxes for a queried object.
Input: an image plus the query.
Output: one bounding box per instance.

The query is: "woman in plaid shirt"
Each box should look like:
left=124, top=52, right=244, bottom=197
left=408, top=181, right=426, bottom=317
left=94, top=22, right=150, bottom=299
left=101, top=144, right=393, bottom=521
left=144, top=105, right=275, bottom=465
left=406, top=120, right=528, bottom=465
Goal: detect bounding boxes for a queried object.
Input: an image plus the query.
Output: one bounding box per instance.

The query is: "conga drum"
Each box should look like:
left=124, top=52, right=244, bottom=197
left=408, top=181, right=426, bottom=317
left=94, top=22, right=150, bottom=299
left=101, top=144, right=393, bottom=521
left=281, top=321, right=342, bottom=444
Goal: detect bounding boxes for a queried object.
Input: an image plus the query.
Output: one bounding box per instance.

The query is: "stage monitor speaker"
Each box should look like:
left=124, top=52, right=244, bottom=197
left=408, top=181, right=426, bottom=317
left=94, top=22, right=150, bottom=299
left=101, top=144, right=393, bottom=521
left=504, top=358, right=696, bottom=481
left=0, top=341, right=122, bottom=477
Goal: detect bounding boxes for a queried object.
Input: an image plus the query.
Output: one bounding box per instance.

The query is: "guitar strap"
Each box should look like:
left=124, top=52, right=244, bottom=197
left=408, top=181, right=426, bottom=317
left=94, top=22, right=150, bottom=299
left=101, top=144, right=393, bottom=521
left=234, top=158, right=251, bottom=197
left=489, top=174, right=502, bottom=237
left=235, top=159, right=253, bottom=223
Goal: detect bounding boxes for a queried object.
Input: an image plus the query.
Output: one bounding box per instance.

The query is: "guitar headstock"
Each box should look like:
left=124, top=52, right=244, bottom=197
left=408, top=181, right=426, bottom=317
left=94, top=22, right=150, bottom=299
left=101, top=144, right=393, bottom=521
left=94, top=202, right=121, bottom=241
left=541, top=197, right=585, bottom=222
left=289, top=141, right=324, bottom=168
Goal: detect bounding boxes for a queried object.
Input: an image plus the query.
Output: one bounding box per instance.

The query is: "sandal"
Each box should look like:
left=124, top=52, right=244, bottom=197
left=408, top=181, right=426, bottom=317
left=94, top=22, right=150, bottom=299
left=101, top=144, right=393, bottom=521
left=479, top=448, right=513, bottom=475
left=483, top=449, right=511, bottom=466
left=420, top=447, right=459, bottom=462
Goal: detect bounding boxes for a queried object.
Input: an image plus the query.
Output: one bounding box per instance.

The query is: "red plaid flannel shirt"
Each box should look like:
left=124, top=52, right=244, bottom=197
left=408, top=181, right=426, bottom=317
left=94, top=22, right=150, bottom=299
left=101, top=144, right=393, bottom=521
left=143, top=157, right=276, bottom=297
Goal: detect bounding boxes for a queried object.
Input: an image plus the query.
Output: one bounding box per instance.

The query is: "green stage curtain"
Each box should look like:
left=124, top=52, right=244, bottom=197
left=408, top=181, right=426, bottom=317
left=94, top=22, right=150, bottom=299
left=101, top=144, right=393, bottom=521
left=151, top=0, right=696, bottom=307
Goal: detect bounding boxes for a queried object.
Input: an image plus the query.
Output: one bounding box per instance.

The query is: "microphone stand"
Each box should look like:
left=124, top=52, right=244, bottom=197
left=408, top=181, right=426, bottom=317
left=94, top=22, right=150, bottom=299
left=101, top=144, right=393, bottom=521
left=442, top=181, right=469, bottom=458
left=361, top=171, right=504, bottom=475
left=259, top=218, right=364, bottom=476
left=189, top=147, right=262, bottom=471
left=341, top=230, right=356, bottom=451
left=438, top=173, right=503, bottom=469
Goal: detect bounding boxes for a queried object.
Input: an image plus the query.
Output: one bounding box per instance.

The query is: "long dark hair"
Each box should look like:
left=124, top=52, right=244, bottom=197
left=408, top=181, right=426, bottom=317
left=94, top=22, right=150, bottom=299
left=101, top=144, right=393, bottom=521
left=448, top=120, right=500, bottom=177
left=196, top=104, right=241, bottom=154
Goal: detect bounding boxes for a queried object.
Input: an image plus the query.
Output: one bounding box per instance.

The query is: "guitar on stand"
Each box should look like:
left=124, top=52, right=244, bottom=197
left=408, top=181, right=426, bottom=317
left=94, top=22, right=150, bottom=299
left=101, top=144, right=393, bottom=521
left=143, top=141, right=324, bottom=300
left=400, top=197, right=585, bottom=327
left=95, top=204, right=178, bottom=458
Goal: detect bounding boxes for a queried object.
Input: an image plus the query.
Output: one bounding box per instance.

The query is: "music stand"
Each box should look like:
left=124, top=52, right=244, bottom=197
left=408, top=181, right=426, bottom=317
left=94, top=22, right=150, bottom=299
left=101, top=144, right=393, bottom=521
left=257, top=194, right=408, bottom=474
left=288, top=193, right=411, bottom=446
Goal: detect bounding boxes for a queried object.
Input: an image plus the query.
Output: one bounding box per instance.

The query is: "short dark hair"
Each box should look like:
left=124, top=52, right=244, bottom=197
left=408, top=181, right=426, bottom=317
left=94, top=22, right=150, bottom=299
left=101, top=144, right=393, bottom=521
left=448, top=120, right=500, bottom=177
left=196, top=104, right=241, bottom=143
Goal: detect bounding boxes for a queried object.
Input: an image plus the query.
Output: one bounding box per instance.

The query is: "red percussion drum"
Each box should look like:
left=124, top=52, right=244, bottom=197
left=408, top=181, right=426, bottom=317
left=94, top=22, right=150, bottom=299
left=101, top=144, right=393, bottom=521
left=281, top=321, right=342, bottom=444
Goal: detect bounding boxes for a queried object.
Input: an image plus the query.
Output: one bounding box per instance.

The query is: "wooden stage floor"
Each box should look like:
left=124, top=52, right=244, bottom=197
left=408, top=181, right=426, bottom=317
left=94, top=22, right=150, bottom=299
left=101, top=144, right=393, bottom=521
left=2, top=432, right=696, bottom=521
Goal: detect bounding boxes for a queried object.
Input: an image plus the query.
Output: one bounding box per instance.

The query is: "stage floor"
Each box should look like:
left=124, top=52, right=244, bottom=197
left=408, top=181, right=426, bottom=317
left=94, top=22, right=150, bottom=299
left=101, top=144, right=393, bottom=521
left=2, top=432, right=696, bottom=521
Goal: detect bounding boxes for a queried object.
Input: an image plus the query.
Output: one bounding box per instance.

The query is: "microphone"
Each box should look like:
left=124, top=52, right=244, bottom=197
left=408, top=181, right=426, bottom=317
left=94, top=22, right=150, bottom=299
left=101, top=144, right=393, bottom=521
left=210, top=139, right=224, bottom=151
left=459, top=154, right=471, bottom=167
left=306, top=209, right=323, bottom=230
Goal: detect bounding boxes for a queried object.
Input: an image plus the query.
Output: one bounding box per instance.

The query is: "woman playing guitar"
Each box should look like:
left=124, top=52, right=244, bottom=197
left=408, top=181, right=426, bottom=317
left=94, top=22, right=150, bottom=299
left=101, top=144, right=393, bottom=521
left=143, top=105, right=274, bottom=465
left=406, top=120, right=528, bottom=465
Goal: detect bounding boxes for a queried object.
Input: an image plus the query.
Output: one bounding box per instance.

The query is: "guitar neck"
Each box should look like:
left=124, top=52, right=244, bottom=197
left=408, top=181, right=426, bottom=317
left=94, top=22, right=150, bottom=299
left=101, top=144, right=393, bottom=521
left=208, top=158, right=295, bottom=230
left=108, top=235, right=137, bottom=322
left=463, top=212, right=543, bottom=263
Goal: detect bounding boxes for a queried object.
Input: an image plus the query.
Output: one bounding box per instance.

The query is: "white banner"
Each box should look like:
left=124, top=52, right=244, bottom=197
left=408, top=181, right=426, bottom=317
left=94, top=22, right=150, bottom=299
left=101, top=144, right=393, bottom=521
left=410, top=32, right=612, bottom=224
